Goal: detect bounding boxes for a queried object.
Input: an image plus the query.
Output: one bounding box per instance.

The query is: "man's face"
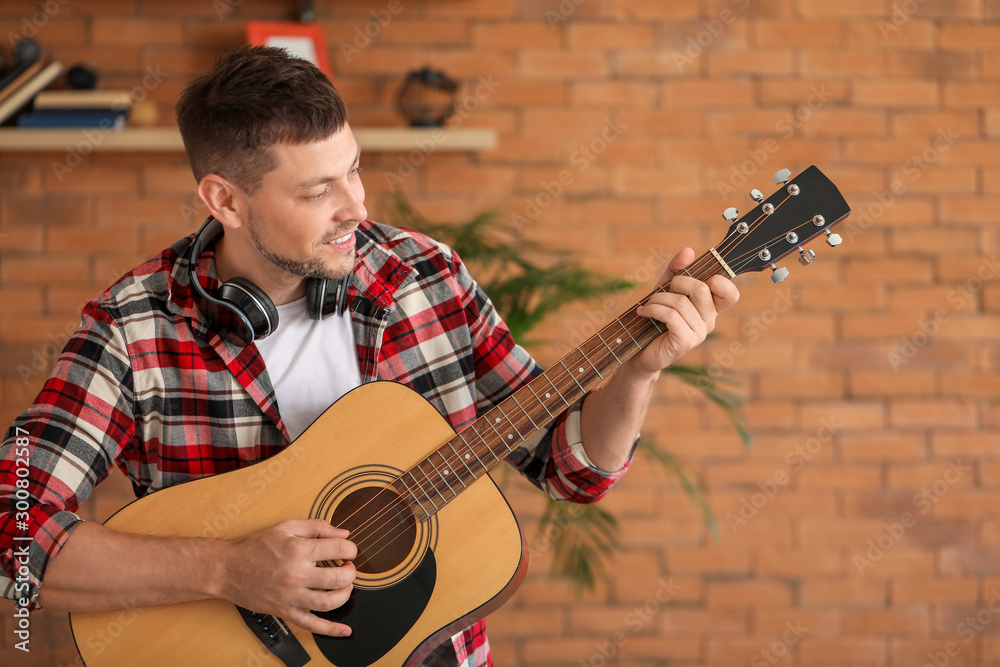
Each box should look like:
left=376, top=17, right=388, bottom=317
left=243, top=124, right=367, bottom=282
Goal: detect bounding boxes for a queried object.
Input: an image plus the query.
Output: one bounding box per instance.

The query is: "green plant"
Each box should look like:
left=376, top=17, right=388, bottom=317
left=382, top=191, right=750, bottom=593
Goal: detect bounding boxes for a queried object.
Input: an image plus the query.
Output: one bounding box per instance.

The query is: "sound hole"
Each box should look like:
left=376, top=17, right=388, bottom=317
left=330, top=486, right=416, bottom=574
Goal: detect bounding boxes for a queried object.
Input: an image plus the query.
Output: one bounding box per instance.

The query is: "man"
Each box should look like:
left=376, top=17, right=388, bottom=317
left=0, top=46, right=738, bottom=665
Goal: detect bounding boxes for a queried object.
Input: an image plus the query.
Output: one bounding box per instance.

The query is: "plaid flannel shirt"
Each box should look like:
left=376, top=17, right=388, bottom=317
left=0, top=220, right=631, bottom=665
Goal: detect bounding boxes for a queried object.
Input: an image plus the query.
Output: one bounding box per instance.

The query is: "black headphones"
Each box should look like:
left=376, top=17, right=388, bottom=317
left=186, top=217, right=350, bottom=347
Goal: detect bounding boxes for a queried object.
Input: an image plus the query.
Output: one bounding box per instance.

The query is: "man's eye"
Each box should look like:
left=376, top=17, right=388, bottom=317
left=307, top=189, right=328, bottom=200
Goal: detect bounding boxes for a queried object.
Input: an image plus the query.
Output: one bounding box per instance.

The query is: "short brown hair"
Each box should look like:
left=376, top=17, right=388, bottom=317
left=176, top=45, right=347, bottom=194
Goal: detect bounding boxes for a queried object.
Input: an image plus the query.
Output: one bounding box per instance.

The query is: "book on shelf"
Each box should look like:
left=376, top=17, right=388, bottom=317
left=0, top=61, right=45, bottom=106
left=0, top=60, right=63, bottom=125
left=17, top=107, right=128, bottom=129
left=34, top=89, right=134, bottom=110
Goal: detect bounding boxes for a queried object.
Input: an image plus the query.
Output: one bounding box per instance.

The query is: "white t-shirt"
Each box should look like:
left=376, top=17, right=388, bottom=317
left=254, top=296, right=362, bottom=441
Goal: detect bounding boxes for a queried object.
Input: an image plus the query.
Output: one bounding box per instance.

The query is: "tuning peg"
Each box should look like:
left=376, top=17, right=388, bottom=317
left=825, top=230, right=842, bottom=247
left=797, top=246, right=816, bottom=265
left=723, top=207, right=739, bottom=221
left=769, top=264, right=789, bottom=283
left=750, top=189, right=764, bottom=202
left=772, top=168, right=791, bottom=185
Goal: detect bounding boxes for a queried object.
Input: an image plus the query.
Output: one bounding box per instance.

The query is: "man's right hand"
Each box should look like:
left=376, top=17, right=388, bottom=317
left=219, top=518, right=357, bottom=637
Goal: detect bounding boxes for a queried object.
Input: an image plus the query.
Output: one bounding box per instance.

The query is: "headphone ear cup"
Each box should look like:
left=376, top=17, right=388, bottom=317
left=219, top=277, right=279, bottom=340
left=306, top=278, right=325, bottom=321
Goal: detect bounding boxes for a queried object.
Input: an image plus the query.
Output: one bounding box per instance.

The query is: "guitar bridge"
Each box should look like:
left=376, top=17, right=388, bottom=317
left=236, top=606, right=310, bottom=667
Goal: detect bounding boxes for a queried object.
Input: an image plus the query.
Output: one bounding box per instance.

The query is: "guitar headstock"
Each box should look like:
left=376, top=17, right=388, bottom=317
left=714, top=166, right=850, bottom=283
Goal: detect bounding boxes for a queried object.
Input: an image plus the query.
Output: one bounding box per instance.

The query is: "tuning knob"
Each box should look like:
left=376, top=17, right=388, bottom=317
left=723, top=207, right=739, bottom=221
left=770, top=264, right=789, bottom=283
left=750, top=189, right=764, bottom=202
left=825, top=230, right=842, bottom=247
left=773, top=168, right=791, bottom=185
left=798, top=246, right=815, bottom=265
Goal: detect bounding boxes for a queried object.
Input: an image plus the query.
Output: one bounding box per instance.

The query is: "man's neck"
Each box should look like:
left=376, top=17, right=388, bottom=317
left=213, top=234, right=307, bottom=306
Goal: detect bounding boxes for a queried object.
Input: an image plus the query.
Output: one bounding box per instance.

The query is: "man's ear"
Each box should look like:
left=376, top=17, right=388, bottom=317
left=197, top=175, right=246, bottom=231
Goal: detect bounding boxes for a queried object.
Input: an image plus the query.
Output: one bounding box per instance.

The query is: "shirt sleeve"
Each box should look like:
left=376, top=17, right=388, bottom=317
left=448, top=250, right=634, bottom=504
left=0, top=303, right=135, bottom=609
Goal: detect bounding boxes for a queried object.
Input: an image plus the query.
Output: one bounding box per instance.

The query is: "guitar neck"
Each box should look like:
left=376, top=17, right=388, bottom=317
left=395, top=250, right=731, bottom=521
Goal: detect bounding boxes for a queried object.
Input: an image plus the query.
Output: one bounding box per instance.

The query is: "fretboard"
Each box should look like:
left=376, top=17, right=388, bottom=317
left=393, top=250, right=729, bottom=521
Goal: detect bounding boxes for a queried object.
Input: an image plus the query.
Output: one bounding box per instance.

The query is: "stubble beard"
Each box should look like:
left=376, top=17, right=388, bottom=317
left=246, top=206, right=355, bottom=281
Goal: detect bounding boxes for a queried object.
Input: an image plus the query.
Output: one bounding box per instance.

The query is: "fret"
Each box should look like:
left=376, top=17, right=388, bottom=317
left=595, top=331, right=623, bottom=366
left=508, top=393, right=539, bottom=430
left=617, top=317, right=643, bottom=350
left=558, top=359, right=587, bottom=393
left=525, top=382, right=556, bottom=418
left=456, top=431, right=489, bottom=468
left=406, top=468, right=441, bottom=512
left=434, top=450, right=464, bottom=493
left=579, top=348, right=604, bottom=381
left=541, top=371, right=572, bottom=407
left=472, top=421, right=504, bottom=463
left=446, top=440, right=478, bottom=479
left=396, top=473, right=432, bottom=518
left=483, top=409, right=518, bottom=455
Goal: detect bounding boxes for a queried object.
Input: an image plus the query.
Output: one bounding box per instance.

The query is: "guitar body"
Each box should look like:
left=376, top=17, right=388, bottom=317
left=70, top=381, right=528, bottom=667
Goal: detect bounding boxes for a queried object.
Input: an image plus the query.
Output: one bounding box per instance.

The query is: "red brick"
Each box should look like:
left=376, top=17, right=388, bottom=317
left=706, top=49, right=795, bottom=75
left=518, top=50, right=608, bottom=79
left=840, top=433, right=926, bottom=462
left=853, top=80, right=939, bottom=107
left=798, top=464, right=882, bottom=490
left=92, top=17, right=183, bottom=44
left=471, top=21, right=560, bottom=49
left=615, top=0, right=700, bottom=19
left=752, top=18, right=844, bottom=47
left=379, top=19, right=469, bottom=46
left=932, top=431, right=1000, bottom=457
left=802, top=578, right=886, bottom=605
left=569, top=82, right=658, bottom=109
left=940, top=23, right=1000, bottom=49
left=887, top=51, right=977, bottom=78
left=663, top=80, right=755, bottom=108
left=946, top=83, right=1000, bottom=109
left=566, top=23, right=654, bottom=49
left=892, top=110, right=980, bottom=137
left=705, top=580, right=794, bottom=608
left=844, top=609, right=931, bottom=636
left=758, top=79, right=849, bottom=105
left=893, top=401, right=978, bottom=429
left=848, top=18, right=937, bottom=49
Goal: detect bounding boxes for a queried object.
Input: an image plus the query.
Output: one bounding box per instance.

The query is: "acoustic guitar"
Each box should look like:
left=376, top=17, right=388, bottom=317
left=70, top=165, right=850, bottom=666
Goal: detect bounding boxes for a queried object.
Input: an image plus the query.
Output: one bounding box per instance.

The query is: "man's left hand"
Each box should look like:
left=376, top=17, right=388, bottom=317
left=628, top=247, right=741, bottom=376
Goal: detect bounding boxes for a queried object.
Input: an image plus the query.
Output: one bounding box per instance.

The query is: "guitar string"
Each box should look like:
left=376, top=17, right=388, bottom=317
left=334, top=197, right=798, bottom=562
left=333, top=204, right=797, bottom=563
left=330, top=191, right=815, bottom=563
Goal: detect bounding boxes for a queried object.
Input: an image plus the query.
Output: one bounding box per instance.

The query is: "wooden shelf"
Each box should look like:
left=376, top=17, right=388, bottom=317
left=0, top=127, right=498, bottom=153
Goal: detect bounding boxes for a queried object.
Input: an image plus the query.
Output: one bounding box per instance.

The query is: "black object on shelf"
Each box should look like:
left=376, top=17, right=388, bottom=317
left=395, top=67, right=458, bottom=128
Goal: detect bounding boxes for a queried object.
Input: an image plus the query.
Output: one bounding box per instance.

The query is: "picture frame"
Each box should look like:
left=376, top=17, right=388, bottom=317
left=246, top=21, right=332, bottom=78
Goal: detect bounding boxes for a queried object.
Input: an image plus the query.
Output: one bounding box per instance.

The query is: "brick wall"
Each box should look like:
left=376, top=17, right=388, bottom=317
left=1, top=0, right=999, bottom=665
